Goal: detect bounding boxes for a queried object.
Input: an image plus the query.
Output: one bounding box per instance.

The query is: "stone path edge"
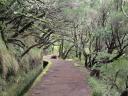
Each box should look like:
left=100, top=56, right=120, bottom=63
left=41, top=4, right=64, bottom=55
left=24, top=60, right=53, bottom=96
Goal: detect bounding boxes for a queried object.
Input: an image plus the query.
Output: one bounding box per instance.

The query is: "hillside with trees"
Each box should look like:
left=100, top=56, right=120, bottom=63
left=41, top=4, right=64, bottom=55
left=0, top=0, right=128, bottom=96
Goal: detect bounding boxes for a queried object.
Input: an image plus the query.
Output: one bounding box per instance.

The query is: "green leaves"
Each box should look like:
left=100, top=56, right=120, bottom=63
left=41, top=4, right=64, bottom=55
left=0, top=0, right=7, bottom=5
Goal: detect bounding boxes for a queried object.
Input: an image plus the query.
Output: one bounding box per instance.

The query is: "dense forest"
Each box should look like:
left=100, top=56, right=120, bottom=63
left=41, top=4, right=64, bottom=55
left=0, top=0, right=128, bottom=96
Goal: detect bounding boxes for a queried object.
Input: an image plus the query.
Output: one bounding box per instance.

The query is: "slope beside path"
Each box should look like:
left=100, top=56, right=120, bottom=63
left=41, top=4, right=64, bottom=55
left=27, top=57, right=91, bottom=96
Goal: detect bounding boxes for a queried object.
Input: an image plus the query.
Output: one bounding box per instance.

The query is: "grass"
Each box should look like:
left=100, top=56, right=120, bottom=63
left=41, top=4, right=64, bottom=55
left=88, top=77, right=105, bottom=96
left=0, top=60, right=52, bottom=96
left=0, top=36, right=47, bottom=96
left=0, top=37, right=19, bottom=79
left=88, top=57, right=128, bottom=96
left=0, top=64, right=43, bottom=96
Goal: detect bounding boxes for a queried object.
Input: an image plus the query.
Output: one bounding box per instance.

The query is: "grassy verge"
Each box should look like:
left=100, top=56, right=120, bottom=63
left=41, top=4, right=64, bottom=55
left=88, top=77, right=120, bottom=96
left=88, top=57, right=128, bottom=96
left=0, top=60, right=52, bottom=96
left=88, top=77, right=106, bottom=96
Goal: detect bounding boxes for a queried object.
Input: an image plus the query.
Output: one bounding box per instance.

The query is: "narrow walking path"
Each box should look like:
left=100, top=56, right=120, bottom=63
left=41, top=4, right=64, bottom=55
left=27, top=57, right=91, bottom=96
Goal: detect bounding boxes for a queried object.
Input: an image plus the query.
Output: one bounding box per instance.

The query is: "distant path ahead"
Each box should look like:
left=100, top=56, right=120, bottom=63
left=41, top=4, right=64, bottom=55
left=28, top=56, right=91, bottom=96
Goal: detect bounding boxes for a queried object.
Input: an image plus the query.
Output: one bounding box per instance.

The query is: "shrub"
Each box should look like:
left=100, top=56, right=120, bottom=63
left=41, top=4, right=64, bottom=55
left=89, top=58, right=128, bottom=96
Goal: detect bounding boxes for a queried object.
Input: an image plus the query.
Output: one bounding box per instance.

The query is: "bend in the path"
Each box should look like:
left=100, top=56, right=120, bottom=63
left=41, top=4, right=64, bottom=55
left=27, top=57, right=91, bottom=96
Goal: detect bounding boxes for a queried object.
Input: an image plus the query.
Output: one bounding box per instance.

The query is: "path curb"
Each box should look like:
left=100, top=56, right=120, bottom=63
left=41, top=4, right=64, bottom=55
left=25, top=60, right=52, bottom=96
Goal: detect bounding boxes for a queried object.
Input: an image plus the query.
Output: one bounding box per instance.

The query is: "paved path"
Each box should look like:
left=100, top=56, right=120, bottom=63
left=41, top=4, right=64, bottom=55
left=27, top=58, right=91, bottom=96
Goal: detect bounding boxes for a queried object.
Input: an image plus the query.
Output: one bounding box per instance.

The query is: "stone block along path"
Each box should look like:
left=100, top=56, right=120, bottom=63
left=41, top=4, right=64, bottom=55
left=27, top=57, right=91, bottom=96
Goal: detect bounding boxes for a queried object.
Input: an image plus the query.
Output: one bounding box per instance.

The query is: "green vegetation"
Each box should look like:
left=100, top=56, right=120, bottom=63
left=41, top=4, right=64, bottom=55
left=0, top=0, right=128, bottom=95
left=89, top=58, right=128, bottom=96
left=0, top=0, right=55, bottom=95
left=55, top=0, right=128, bottom=96
left=1, top=64, right=43, bottom=96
